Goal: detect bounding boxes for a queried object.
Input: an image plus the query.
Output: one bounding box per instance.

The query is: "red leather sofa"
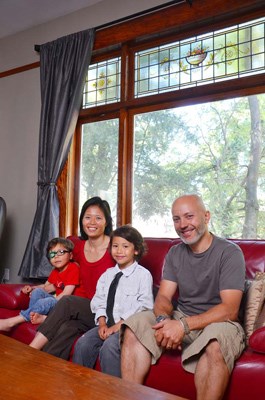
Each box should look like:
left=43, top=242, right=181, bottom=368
left=1, top=237, right=265, bottom=399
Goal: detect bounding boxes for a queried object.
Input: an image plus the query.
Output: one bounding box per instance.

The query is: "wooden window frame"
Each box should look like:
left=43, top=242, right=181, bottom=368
left=59, top=0, right=265, bottom=236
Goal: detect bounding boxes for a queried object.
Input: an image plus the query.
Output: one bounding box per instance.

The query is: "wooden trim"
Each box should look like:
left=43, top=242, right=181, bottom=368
left=94, top=0, right=265, bottom=51
left=57, top=131, right=78, bottom=237
left=79, top=74, right=265, bottom=119
left=65, top=135, right=77, bottom=237
left=72, top=124, right=82, bottom=237
left=0, top=62, right=40, bottom=78
left=117, top=108, right=132, bottom=226
left=57, top=124, right=84, bottom=239
left=120, top=44, right=129, bottom=103
left=57, top=159, right=68, bottom=236
left=117, top=45, right=131, bottom=226
left=125, top=111, right=134, bottom=224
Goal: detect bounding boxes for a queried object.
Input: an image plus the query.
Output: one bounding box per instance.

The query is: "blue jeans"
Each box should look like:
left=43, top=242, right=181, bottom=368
left=73, top=327, right=121, bottom=377
left=20, top=288, right=57, bottom=322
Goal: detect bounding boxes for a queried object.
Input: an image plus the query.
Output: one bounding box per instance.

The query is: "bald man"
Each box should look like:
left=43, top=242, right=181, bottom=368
left=121, top=194, right=245, bottom=400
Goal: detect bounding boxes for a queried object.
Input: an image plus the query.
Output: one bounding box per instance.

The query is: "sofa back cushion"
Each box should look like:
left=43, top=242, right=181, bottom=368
left=141, top=238, right=265, bottom=286
left=232, top=240, right=265, bottom=278
left=140, top=238, right=180, bottom=289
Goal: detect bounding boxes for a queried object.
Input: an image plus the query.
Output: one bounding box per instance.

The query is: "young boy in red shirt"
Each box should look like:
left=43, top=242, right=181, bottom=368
left=0, top=237, right=86, bottom=331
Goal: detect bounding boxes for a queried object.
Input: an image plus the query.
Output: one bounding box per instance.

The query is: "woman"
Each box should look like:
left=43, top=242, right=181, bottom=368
left=29, top=196, right=115, bottom=360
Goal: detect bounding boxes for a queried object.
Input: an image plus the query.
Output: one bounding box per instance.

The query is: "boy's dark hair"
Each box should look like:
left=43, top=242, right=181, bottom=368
left=79, top=196, right=113, bottom=240
left=46, top=237, right=74, bottom=256
left=110, top=225, right=146, bottom=261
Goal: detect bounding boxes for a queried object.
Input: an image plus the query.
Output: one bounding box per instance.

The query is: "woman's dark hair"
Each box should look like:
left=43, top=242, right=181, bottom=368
left=79, top=196, right=113, bottom=240
left=110, top=224, right=146, bottom=261
left=46, top=237, right=74, bottom=255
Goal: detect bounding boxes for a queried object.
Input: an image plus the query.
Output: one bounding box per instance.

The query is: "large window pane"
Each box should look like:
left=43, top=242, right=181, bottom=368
left=132, top=94, right=265, bottom=238
left=80, top=120, right=119, bottom=223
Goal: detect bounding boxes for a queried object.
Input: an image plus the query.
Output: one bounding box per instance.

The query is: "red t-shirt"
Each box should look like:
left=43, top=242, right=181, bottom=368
left=48, top=261, right=87, bottom=298
left=68, top=236, right=115, bottom=299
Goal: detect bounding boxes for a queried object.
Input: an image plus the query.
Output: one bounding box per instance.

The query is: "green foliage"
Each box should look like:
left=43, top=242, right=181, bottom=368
left=133, top=95, right=265, bottom=238
left=80, top=119, right=118, bottom=211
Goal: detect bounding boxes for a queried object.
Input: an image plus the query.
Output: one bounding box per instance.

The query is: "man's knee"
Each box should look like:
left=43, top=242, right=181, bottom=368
left=122, top=325, right=137, bottom=345
left=204, top=339, right=224, bottom=362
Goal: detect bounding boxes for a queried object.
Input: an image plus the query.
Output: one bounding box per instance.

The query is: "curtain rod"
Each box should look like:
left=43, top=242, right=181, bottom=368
left=34, top=0, right=192, bottom=52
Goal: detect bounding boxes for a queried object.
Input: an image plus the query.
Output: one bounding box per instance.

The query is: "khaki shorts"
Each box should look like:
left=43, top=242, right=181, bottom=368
left=121, top=310, right=245, bottom=374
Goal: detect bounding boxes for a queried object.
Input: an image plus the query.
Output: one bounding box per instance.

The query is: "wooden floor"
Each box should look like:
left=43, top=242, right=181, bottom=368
left=0, top=334, right=187, bottom=400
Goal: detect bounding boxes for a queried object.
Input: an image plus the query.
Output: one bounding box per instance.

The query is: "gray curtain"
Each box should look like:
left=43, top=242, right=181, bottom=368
left=19, top=29, right=95, bottom=278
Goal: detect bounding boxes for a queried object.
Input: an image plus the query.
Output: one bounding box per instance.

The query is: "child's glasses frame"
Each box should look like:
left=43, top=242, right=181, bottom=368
left=48, top=250, right=70, bottom=259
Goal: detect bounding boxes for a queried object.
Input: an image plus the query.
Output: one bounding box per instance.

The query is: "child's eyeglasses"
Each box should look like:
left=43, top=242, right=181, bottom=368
left=48, top=250, right=70, bottom=259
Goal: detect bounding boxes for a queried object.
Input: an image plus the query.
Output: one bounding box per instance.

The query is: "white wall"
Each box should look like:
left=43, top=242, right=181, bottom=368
left=0, top=0, right=168, bottom=283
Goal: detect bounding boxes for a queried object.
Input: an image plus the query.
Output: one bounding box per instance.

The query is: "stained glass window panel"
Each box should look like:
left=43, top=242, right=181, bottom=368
left=135, top=18, right=265, bottom=98
left=83, top=57, right=121, bottom=108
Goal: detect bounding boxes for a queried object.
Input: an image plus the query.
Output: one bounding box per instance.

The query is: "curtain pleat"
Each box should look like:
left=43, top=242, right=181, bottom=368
left=19, top=29, right=95, bottom=278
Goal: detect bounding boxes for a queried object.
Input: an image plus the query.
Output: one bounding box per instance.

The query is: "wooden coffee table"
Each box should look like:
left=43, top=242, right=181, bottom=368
left=0, top=334, right=187, bottom=400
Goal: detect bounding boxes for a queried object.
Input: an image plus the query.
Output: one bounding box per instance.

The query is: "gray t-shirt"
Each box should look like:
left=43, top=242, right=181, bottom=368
left=163, top=235, right=246, bottom=316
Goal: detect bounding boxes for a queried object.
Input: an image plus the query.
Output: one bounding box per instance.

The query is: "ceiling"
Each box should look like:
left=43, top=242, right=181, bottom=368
left=0, top=0, right=103, bottom=39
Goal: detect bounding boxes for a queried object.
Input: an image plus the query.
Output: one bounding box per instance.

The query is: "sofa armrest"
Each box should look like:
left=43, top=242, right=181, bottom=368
left=0, top=284, right=30, bottom=310
left=249, top=327, right=265, bottom=354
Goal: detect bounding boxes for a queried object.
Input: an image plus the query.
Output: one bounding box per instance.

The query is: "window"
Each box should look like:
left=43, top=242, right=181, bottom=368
left=64, top=2, right=265, bottom=239
left=135, top=18, right=265, bottom=97
left=83, top=57, right=121, bottom=108
left=79, top=119, right=119, bottom=222
left=132, top=95, right=265, bottom=238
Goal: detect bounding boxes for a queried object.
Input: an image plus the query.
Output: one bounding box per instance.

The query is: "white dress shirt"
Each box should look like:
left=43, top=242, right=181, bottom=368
left=91, top=261, right=154, bottom=325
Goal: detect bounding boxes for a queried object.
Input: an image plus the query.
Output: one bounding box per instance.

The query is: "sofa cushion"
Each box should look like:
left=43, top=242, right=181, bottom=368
left=244, top=274, right=265, bottom=343
left=249, top=327, right=265, bottom=354
left=0, top=284, right=30, bottom=310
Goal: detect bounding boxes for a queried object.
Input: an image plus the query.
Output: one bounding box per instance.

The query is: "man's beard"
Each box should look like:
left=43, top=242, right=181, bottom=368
left=177, top=222, right=206, bottom=246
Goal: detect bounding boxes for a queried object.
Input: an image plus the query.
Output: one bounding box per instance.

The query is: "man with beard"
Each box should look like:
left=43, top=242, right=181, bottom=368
left=120, top=194, right=246, bottom=400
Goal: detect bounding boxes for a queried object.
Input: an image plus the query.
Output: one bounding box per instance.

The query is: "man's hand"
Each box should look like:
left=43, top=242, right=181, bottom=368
left=152, top=319, right=184, bottom=350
